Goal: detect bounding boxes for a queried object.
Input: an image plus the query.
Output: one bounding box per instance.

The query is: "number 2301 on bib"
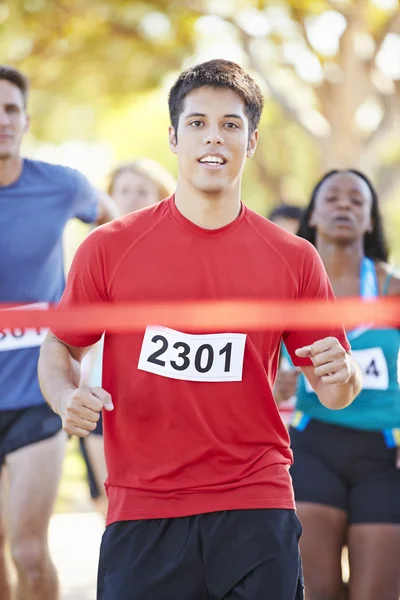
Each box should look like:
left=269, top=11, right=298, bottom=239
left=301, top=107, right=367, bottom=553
left=138, top=326, right=247, bottom=382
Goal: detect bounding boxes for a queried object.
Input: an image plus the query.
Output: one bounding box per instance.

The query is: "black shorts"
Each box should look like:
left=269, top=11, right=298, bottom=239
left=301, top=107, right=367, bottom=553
left=97, top=508, right=304, bottom=600
left=91, top=412, right=103, bottom=436
left=0, top=403, right=62, bottom=466
left=290, top=419, right=400, bottom=524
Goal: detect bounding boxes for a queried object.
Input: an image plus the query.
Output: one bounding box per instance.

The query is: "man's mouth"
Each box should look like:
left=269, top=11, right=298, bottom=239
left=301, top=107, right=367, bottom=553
left=198, top=154, right=227, bottom=167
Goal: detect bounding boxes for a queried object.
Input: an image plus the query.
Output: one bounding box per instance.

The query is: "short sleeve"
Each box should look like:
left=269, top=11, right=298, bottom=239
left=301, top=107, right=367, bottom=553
left=283, top=242, right=350, bottom=367
left=70, top=169, right=99, bottom=224
left=51, top=230, right=106, bottom=347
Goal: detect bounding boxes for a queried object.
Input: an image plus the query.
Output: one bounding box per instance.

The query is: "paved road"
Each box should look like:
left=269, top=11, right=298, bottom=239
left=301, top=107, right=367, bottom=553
left=49, top=512, right=104, bottom=600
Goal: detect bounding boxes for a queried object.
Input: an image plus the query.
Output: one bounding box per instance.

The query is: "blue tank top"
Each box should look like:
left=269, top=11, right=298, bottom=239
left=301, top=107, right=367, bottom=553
left=291, top=258, right=400, bottom=438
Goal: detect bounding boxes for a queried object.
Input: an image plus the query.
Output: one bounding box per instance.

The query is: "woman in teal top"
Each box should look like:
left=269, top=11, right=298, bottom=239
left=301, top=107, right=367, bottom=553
left=288, top=170, right=400, bottom=600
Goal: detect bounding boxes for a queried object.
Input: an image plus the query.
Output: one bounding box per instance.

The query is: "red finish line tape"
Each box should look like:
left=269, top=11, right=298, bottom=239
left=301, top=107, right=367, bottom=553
left=0, top=298, right=399, bottom=332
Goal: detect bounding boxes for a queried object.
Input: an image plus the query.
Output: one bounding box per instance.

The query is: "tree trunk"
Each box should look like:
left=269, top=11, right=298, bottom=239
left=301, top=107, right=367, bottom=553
left=317, top=2, right=372, bottom=170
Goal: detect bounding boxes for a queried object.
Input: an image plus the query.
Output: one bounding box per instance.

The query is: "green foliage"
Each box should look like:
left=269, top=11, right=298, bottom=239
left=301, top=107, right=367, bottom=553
left=1, top=0, right=399, bottom=259
left=1, top=0, right=197, bottom=139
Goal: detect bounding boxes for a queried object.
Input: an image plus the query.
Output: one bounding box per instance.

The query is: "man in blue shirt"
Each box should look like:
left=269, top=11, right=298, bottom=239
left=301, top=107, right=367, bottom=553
left=0, top=65, right=116, bottom=600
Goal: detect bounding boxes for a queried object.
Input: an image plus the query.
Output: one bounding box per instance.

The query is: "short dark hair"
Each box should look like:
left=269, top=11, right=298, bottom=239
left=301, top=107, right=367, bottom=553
left=297, top=169, right=389, bottom=262
left=268, top=203, right=303, bottom=222
left=168, top=59, right=264, bottom=135
left=0, top=65, right=29, bottom=107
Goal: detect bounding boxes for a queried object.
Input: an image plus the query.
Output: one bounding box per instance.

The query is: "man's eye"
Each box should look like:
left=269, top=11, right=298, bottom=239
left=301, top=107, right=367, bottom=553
left=225, top=122, right=239, bottom=129
left=190, top=121, right=203, bottom=127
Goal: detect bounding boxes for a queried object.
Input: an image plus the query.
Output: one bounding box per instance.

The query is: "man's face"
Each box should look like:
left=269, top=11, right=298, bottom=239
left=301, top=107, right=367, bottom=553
left=0, top=80, right=28, bottom=160
left=169, top=86, right=257, bottom=195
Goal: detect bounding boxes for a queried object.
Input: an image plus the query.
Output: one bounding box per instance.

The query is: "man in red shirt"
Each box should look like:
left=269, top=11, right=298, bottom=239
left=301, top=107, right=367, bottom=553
left=38, top=60, right=361, bottom=600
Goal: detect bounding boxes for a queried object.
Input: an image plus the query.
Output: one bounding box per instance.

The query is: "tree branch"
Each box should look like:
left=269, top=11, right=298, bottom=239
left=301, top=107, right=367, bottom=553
left=226, top=19, right=322, bottom=139
left=364, top=81, right=400, bottom=160
left=107, top=20, right=143, bottom=39
left=324, top=0, right=350, bottom=15
left=376, top=162, right=400, bottom=202
left=291, top=8, right=323, bottom=60
left=373, top=10, right=400, bottom=61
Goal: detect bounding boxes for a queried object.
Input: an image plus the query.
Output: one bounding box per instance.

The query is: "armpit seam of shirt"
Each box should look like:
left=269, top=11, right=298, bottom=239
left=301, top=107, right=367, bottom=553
left=244, top=215, right=300, bottom=292
left=107, top=211, right=170, bottom=292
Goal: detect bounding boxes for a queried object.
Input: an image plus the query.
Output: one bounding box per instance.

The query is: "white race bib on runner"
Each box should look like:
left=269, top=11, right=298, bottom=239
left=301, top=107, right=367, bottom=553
left=304, top=347, right=389, bottom=392
left=0, top=303, right=49, bottom=352
left=351, top=347, right=389, bottom=390
left=138, top=326, right=247, bottom=382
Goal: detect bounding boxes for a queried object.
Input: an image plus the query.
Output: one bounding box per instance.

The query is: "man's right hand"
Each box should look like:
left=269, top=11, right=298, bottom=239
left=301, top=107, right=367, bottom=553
left=59, top=387, right=114, bottom=437
left=273, top=369, right=300, bottom=404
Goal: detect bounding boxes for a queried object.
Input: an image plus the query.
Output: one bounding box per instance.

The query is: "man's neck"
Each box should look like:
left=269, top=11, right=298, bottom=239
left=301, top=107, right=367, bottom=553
left=174, top=179, right=242, bottom=230
left=316, top=237, right=364, bottom=280
left=0, top=155, right=23, bottom=186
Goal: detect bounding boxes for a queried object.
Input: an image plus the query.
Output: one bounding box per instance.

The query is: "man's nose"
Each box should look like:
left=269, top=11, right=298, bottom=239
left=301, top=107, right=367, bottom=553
left=204, top=125, right=224, bottom=145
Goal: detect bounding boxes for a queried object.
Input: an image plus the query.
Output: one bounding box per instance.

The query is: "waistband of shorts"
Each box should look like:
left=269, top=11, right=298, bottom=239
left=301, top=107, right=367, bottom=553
left=290, top=411, right=400, bottom=449
left=383, top=428, right=400, bottom=448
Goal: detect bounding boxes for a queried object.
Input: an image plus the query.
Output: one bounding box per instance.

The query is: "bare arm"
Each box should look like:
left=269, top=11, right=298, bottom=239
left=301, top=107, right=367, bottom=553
left=38, top=331, right=113, bottom=437
left=94, top=190, right=119, bottom=226
left=298, top=338, right=362, bottom=410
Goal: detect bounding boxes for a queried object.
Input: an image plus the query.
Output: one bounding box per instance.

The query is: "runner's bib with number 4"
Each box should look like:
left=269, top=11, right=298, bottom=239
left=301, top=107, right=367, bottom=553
left=304, top=347, right=389, bottom=393
left=138, top=326, right=247, bottom=382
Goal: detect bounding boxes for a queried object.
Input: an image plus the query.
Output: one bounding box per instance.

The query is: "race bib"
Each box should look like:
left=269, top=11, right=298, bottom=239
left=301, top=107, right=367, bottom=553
left=0, top=303, right=48, bottom=352
left=304, top=347, right=389, bottom=393
left=352, top=347, right=389, bottom=390
left=138, top=326, right=247, bottom=382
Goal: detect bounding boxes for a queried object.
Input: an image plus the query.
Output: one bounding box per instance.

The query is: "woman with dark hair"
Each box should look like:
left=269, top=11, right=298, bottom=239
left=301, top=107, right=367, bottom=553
left=289, top=169, right=400, bottom=599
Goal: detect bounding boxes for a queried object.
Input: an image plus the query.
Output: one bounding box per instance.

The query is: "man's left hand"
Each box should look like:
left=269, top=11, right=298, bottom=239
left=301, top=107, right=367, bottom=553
left=295, top=337, right=354, bottom=385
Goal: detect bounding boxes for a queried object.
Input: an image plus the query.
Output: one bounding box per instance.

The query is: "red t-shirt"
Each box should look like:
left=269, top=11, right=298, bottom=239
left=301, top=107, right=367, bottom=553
left=53, top=196, right=350, bottom=525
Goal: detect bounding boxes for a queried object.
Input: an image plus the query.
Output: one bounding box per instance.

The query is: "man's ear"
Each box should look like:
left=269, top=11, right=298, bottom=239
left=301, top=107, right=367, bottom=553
left=169, top=126, right=177, bottom=154
left=246, top=129, right=258, bottom=158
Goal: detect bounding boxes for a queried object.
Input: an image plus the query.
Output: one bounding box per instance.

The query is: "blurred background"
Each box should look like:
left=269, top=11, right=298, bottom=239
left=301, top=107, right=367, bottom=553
left=2, top=0, right=399, bottom=597
left=4, top=0, right=400, bottom=259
